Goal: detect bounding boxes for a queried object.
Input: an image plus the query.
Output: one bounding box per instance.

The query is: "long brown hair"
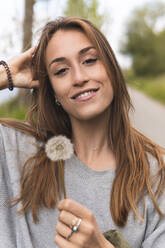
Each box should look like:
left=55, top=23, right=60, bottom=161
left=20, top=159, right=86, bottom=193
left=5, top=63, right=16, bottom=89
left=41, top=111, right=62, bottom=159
left=1, top=16, right=165, bottom=226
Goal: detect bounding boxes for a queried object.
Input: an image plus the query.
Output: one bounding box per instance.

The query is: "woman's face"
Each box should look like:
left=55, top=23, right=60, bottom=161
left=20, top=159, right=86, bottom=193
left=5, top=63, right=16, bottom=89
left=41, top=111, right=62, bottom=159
left=45, top=29, right=113, bottom=122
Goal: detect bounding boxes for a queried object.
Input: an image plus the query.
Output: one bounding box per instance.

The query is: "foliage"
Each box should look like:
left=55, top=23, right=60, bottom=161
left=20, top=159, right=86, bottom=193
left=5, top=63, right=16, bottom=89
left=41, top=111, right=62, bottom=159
left=0, top=97, right=26, bottom=120
left=125, top=71, right=165, bottom=105
left=121, top=1, right=165, bottom=77
left=64, top=0, right=104, bottom=30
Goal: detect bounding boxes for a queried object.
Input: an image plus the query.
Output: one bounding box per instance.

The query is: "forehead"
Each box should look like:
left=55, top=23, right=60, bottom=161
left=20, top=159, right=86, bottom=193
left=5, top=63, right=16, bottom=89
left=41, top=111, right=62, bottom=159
left=45, top=29, right=94, bottom=62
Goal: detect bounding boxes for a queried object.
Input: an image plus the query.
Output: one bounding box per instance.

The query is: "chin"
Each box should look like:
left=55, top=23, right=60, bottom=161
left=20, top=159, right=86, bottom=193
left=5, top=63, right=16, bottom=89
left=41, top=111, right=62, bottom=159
left=71, top=107, right=110, bottom=122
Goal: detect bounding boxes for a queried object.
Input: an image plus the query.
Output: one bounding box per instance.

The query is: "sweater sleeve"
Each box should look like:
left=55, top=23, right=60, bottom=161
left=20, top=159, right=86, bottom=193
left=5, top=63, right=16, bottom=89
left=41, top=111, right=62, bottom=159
left=141, top=155, right=165, bottom=248
left=0, top=126, right=17, bottom=248
left=141, top=193, right=165, bottom=248
left=0, top=124, right=38, bottom=248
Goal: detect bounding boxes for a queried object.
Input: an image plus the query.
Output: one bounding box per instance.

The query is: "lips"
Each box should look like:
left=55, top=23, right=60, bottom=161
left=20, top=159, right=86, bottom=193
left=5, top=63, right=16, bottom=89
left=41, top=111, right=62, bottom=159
left=71, top=88, right=99, bottom=99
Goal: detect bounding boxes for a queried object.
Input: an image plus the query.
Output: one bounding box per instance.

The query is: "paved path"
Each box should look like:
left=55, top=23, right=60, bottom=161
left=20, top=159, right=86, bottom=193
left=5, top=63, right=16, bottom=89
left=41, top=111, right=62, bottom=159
left=129, top=87, right=165, bottom=148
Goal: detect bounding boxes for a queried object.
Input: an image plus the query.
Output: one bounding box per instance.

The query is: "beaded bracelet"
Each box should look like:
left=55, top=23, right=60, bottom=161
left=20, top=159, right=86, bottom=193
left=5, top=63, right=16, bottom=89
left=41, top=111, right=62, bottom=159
left=0, top=60, right=14, bottom=91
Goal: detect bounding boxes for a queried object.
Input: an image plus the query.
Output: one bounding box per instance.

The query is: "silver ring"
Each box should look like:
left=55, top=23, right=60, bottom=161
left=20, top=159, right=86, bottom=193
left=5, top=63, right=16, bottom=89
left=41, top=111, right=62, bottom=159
left=72, top=218, right=82, bottom=232
left=66, top=230, right=74, bottom=240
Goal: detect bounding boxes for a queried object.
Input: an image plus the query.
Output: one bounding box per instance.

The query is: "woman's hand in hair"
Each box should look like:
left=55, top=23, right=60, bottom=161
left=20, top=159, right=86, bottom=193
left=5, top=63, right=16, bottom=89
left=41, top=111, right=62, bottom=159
left=55, top=198, right=114, bottom=248
left=8, top=47, right=39, bottom=89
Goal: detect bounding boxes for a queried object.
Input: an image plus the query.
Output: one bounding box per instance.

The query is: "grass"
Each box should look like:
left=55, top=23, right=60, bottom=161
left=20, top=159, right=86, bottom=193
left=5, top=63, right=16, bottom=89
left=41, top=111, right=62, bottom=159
left=0, top=96, right=27, bottom=120
left=125, top=73, right=165, bottom=105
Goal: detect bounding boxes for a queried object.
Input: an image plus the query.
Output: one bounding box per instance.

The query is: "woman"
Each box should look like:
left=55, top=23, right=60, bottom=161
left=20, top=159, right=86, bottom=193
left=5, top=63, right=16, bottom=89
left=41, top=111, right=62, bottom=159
left=0, top=17, right=165, bottom=248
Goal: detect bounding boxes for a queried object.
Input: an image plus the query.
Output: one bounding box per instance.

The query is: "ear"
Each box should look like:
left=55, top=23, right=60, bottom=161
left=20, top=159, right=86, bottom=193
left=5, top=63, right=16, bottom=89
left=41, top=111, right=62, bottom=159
left=54, top=93, right=58, bottom=101
left=55, top=93, right=63, bottom=102
left=54, top=94, right=61, bottom=106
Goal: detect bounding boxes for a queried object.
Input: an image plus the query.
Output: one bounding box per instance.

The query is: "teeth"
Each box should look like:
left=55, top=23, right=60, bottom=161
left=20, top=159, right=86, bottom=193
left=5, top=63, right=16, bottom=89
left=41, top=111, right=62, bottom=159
left=76, top=90, right=94, bottom=99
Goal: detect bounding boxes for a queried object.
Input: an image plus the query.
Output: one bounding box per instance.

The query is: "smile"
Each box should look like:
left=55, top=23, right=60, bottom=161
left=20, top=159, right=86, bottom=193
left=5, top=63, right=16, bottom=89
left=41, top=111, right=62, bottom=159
left=71, top=88, right=99, bottom=102
left=77, top=90, right=96, bottom=98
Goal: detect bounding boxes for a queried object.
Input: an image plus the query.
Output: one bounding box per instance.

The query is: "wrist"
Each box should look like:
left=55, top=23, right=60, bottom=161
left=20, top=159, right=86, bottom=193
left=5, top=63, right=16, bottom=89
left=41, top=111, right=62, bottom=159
left=0, top=64, right=8, bottom=90
left=0, top=61, right=14, bottom=91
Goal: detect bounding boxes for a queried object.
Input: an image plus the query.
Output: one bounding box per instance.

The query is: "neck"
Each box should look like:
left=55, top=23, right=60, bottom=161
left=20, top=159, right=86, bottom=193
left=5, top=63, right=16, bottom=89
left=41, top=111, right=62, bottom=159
left=70, top=112, right=111, bottom=166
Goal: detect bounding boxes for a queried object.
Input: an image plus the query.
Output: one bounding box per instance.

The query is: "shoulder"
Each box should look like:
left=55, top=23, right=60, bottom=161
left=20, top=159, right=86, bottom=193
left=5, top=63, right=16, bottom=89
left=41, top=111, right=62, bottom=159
left=0, top=123, right=41, bottom=188
left=0, top=122, right=29, bottom=139
left=0, top=123, right=39, bottom=162
left=0, top=122, right=36, bottom=144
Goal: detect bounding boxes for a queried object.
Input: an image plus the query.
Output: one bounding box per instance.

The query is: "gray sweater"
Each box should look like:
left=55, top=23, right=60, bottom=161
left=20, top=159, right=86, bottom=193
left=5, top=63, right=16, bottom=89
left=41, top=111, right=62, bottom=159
left=0, top=124, right=165, bottom=248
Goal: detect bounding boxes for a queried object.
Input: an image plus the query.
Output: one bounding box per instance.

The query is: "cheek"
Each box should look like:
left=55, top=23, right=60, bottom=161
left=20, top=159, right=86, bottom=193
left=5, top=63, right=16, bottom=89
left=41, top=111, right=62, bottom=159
left=93, top=63, right=109, bottom=82
left=94, top=70, right=113, bottom=94
left=106, top=81, right=114, bottom=101
left=50, top=79, right=69, bottom=100
left=101, top=74, right=114, bottom=102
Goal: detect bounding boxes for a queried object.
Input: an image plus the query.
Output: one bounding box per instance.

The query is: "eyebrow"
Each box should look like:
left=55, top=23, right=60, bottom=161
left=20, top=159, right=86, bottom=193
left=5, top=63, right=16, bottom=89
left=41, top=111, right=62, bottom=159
left=48, top=46, right=95, bottom=68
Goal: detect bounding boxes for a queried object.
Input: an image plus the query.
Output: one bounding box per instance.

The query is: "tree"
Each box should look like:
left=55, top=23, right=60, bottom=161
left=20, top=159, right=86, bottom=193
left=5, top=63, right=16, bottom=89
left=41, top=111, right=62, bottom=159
left=22, top=0, right=35, bottom=51
left=18, top=0, right=36, bottom=106
left=22, top=0, right=51, bottom=51
left=19, top=0, right=51, bottom=106
left=121, top=1, right=165, bottom=76
left=64, top=0, right=104, bottom=30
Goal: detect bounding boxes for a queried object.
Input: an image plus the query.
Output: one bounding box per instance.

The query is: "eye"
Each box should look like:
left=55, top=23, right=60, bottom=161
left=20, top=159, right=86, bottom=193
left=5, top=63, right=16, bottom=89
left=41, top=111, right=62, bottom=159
left=83, top=58, right=98, bottom=64
left=54, top=68, right=69, bottom=76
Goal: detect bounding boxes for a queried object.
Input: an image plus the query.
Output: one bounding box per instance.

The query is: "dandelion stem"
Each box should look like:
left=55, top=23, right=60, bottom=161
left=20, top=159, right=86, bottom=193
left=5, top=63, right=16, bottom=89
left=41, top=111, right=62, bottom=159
left=58, top=164, right=62, bottom=200
left=60, top=160, right=66, bottom=199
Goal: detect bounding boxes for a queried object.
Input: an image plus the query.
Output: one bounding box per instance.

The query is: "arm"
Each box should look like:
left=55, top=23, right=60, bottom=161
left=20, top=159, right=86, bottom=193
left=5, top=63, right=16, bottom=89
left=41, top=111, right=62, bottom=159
left=0, top=65, right=8, bottom=90
left=0, top=47, right=39, bottom=90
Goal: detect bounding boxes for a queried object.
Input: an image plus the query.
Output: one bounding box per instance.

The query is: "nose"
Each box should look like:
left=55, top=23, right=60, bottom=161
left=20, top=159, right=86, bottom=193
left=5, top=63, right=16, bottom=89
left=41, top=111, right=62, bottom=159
left=72, top=64, right=89, bottom=87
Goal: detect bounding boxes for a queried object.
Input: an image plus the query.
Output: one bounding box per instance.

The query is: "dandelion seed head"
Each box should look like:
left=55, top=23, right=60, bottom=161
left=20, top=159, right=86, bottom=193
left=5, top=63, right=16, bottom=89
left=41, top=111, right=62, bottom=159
left=45, top=135, right=74, bottom=161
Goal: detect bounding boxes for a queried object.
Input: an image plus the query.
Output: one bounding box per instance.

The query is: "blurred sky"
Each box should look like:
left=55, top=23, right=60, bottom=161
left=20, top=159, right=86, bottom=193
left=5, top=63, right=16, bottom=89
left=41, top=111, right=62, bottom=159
left=0, top=0, right=165, bottom=103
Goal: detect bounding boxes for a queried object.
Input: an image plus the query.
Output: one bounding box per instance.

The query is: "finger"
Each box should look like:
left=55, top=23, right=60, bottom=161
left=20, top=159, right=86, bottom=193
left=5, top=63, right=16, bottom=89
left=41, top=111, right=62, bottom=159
left=58, top=198, right=94, bottom=220
left=56, top=218, right=95, bottom=247
left=29, top=80, right=39, bottom=89
left=58, top=210, right=94, bottom=236
left=29, top=46, right=37, bottom=55
left=24, top=46, right=37, bottom=57
left=17, top=46, right=37, bottom=64
left=56, top=221, right=86, bottom=246
left=54, top=233, right=77, bottom=248
left=56, top=221, right=71, bottom=238
left=59, top=210, right=82, bottom=231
